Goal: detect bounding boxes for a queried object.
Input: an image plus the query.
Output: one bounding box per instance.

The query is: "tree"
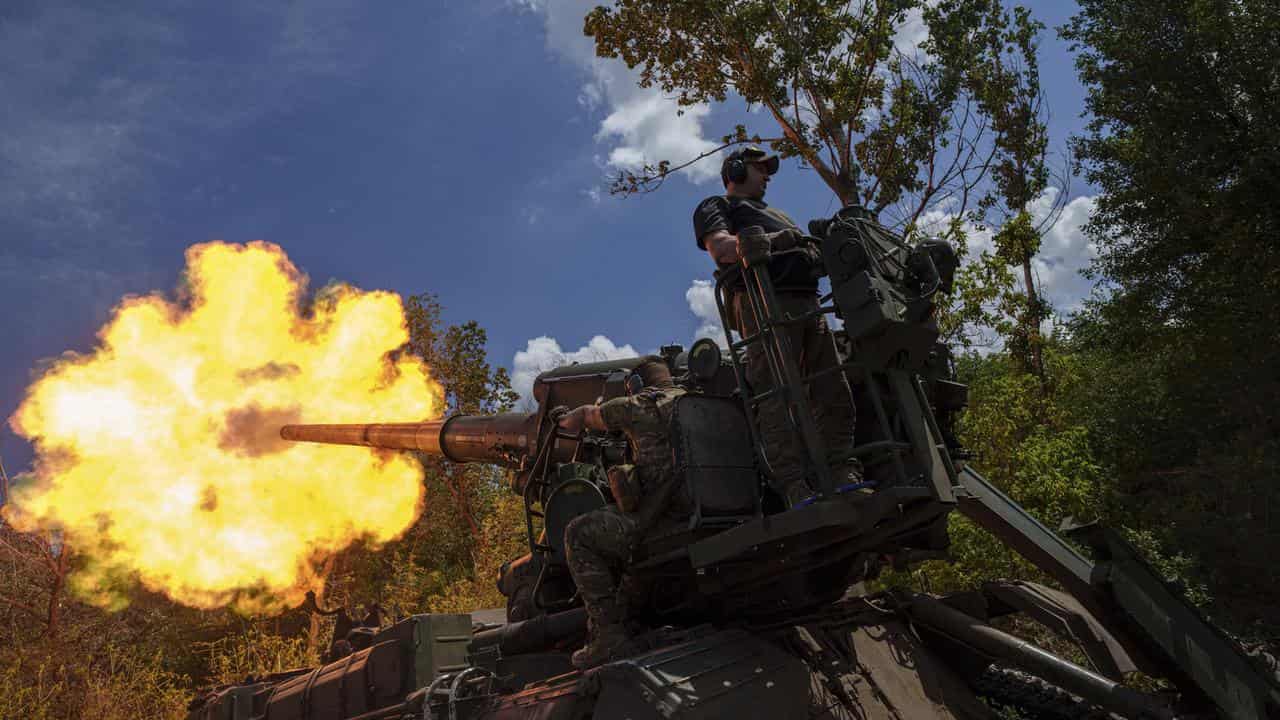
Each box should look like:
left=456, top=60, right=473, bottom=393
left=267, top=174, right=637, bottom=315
left=898, top=345, right=1110, bottom=593
left=586, top=0, right=1040, bottom=230
left=0, top=524, right=72, bottom=638
left=1061, top=0, right=1280, bottom=367
left=586, top=0, right=1082, bottom=370
left=1063, top=0, right=1280, bottom=331
left=935, top=3, right=1068, bottom=376
left=1061, top=0, right=1280, bottom=629
left=968, top=4, right=1067, bottom=380
left=1, top=453, right=75, bottom=639
left=402, top=293, right=518, bottom=417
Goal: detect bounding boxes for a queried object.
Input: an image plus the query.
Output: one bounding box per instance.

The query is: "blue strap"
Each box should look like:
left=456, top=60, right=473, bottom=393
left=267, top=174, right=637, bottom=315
left=794, top=481, right=879, bottom=508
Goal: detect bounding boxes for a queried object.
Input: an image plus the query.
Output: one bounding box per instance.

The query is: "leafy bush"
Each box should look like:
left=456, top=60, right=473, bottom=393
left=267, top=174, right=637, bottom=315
left=195, top=627, right=317, bottom=685
left=0, top=643, right=188, bottom=720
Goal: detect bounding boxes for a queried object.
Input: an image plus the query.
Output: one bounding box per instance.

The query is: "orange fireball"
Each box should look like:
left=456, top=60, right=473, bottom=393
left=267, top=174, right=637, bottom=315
left=4, top=242, right=442, bottom=612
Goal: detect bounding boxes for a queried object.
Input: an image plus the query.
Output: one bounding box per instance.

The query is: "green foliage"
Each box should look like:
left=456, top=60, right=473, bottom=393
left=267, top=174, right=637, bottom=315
left=937, top=230, right=1015, bottom=348
left=902, top=346, right=1109, bottom=593
left=1062, top=304, right=1279, bottom=629
left=990, top=211, right=1038, bottom=267
left=0, top=643, right=189, bottom=720
left=974, top=5, right=1048, bottom=213
left=196, top=627, right=317, bottom=684
left=586, top=0, right=1043, bottom=223
left=421, top=493, right=528, bottom=615
left=1060, top=0, right=1280, bottom=631
left=340, top=472, right=522, bottom=619
left=915, top=1, right=1280, bottom=639
left=1063, top=0, right=1280, bottom=311
left=0, top=658, right=69, bottom=720
left=80, top=648, right=191, bottom=720
left=937, top=1, right=1055, bottom=375
left=403, top=292, right=518, bottom=415
left=894, top=342, right=1219, bottom=635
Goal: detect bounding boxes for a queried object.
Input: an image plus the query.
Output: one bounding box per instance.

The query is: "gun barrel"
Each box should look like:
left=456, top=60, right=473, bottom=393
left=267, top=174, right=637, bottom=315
left=280, top=413, right=536, bottom=466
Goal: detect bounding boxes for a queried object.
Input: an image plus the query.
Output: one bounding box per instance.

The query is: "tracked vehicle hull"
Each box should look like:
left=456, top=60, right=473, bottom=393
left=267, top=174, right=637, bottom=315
left=191, top=591, right=1154, bottom=720
left=460, top=619, right=990, bottom=720
left=186, top=607, right=990, bottom=720
left=190, top=206, right=1280, bottom=720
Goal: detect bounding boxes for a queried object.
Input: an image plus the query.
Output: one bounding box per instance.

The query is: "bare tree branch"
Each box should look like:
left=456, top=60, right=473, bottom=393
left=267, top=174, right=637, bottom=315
left=0, top=534, right=55, bottom=577
left=0, top=452, right=9, bottom=506
left=607, top=136, right=785, bottom=195
left=0, top=591, right=43, bottom=619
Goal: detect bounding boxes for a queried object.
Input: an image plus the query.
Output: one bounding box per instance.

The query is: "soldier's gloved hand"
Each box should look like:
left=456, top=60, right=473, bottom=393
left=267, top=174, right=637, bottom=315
left=737, top=226, right=772, bottom=266
left=767, top=227, right=807, bottom=252
left=802, top=244, right=829, bottom=281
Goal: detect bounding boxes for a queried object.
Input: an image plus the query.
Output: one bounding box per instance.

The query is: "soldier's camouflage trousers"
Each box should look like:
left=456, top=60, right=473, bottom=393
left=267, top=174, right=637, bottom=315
left=564, top=506, right=638, bottom=626
left=733, top=292, right=856, bottom=491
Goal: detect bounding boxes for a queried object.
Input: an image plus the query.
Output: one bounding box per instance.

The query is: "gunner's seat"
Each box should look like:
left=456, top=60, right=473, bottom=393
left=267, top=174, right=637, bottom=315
left=636, top=394, right=760, bottom=558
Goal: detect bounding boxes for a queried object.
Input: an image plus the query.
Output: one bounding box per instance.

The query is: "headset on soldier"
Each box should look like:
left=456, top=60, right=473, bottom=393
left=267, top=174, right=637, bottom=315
left=721, top=145, right=780, bottom=187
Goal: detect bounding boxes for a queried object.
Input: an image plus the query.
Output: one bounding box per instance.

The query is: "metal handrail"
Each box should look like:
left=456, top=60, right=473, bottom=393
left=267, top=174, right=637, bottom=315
left=713, top=248, right=923, bottom=493
left=713, top=254, right=835, bottom=492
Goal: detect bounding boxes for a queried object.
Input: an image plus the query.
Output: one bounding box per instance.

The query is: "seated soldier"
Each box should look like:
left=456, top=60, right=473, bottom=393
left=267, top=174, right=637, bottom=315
left=555, top=356, right=687, bottom=669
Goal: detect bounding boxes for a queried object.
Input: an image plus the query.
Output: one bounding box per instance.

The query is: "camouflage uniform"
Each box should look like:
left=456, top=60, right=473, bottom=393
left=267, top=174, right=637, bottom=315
left=563, top=383, right=686, bottom=667
left=733, top=292, right=856, bottom=497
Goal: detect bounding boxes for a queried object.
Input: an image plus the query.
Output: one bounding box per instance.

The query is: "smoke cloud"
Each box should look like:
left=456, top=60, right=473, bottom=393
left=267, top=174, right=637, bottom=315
left=217, top=404, right=302, bottom=457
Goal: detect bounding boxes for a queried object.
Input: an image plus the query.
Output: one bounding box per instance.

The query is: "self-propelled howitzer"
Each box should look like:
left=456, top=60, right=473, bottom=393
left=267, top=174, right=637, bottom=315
left=188, top=205, right=1279, bottom=720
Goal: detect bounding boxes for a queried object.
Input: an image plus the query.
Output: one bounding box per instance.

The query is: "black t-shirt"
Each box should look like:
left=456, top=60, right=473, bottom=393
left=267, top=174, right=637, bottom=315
left=692, top=195, right=819, bottom=292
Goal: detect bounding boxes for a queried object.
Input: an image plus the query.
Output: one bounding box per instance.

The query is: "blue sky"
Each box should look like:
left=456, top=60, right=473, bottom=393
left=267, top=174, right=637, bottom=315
left=0, top=0, right=1098, bottom=475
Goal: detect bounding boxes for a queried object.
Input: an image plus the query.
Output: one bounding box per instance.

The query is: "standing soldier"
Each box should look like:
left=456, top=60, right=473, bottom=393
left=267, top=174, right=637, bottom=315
left=555, top=356, right=687, bottom=669
left=693, top=145, right=859, bottom=507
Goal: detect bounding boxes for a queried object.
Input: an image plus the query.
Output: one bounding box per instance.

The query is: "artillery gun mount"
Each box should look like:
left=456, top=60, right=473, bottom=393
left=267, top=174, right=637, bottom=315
left=189, top=207, right=1280, bottom=720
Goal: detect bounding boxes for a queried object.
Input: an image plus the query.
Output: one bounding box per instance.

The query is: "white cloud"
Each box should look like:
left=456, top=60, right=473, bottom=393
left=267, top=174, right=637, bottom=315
left=685, top=279, right=728, bottom=347
left=513, top=1, right=939, bottom=187
left=1030, top=192, right=1099, bottom=315
left=511, top=334, right=638, bottom=402
left=917, top=188, right=1098, bottom=315
left=514, top=0, right=720, bottom=184
left=508, top=278, right=739, bottom=407
left=894, top=5, right=932, bottom=58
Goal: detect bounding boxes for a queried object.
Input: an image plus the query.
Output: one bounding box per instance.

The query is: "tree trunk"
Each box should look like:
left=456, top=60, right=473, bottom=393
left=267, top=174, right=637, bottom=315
left=435, top=461, right=480, bottom=541
left=45, top=543, right=69, bottom=638
left=834, top=176, right=859, bottom=208
left=307, top=554, right=340, bottom=659
left=1021, top=257, right=1046, bottom=382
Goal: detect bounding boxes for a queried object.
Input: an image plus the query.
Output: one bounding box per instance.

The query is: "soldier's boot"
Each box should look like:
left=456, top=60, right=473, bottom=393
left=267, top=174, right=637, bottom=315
left=572, top=621, right=633, bottom=669
left=829, top=458, right=872, bottom=493
left=572, top=599, right=634, bottom=670
left=786, top=461, right=870, bottom=508
left=782, top=479, right=814, bottom=509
